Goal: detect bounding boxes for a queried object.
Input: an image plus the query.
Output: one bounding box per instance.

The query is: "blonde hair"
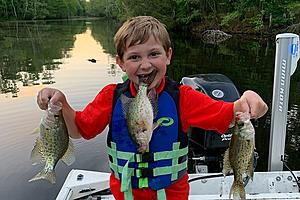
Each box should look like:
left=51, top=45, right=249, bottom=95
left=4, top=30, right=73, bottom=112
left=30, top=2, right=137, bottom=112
left=114, top=16, right=171, bottom=59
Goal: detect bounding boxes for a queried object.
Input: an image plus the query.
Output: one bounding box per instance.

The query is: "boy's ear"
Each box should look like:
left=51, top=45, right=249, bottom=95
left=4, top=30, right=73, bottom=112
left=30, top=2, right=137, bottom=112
left=116, top=55, right=126, bottom=72
left=166, top=47, right=172, bottom=65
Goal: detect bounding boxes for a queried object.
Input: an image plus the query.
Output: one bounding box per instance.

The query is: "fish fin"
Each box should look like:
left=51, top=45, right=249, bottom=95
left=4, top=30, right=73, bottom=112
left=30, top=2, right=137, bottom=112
left=137, top=143, right=148, bottom=154
left=247, top=155, right=254, bottom=180
left=230, top=181, right=245, bottom=200
left=28, top=169, right=56, bottom=184
left=31, top=127, right=40, bottom=135
left=147, top=88, right=158, bottom=118
left=120, top=94, right=134, bottom=118
left=61, top=139, right=75, bottom=166
left=30, top=137, right=44, bottom=165
left=222, top=149, right=232, bottom=176
left=152, top=120, right=162, bottom=131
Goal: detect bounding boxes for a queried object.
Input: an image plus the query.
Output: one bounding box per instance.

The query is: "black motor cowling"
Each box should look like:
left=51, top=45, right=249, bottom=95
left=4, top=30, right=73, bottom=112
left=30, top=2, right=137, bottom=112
left=181, top=74, right=240, bottom=173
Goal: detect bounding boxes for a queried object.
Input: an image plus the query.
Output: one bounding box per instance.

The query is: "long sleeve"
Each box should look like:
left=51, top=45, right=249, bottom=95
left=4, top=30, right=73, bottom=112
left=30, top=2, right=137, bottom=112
left=75, top=84, right=116, bottom=139
left=179, top=85, right=234, bottom=134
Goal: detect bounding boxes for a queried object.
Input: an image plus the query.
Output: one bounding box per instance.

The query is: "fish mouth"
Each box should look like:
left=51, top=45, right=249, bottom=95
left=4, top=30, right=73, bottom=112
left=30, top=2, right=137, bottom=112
left=138, top=70, right=157, bottom=85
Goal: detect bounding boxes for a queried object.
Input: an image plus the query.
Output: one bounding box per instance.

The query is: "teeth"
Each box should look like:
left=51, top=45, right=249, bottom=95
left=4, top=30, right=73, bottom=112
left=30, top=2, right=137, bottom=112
left=139, top=74, right=149, bottom=77
left=139, top=74, right=149, bottom=84
left=140, top=76, right=149, bottom=81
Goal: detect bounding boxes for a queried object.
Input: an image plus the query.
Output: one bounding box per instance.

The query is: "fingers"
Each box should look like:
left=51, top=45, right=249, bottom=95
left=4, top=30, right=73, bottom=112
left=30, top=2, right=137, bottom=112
left=240, top=97, right=250, bottom=114
left=37, top=90, right=47, bottom=110
left=36, top=88, right=56, bottom=110
left=242, top=90, right=268, bottom=119
left=249, top=101, right=268, bottom=119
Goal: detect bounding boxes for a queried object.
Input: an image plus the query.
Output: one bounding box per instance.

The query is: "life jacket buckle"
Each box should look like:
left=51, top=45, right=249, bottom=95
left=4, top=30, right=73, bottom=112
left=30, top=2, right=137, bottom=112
left=135, top=168, right=154, bottom=178
left=135, top=152, right=154, bottom=162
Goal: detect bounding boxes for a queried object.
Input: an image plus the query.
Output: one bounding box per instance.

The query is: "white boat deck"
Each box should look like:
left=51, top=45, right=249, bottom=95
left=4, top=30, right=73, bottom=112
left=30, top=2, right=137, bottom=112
left=56, top=169, right=300, bottom=200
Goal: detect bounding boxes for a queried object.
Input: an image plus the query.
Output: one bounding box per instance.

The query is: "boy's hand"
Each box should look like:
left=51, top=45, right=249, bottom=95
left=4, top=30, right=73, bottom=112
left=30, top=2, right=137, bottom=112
left=37, top=88, right=66, bottom=110
left=234, top=90, right=268, bottom=119
left=37, top=88, right=81, bottom=139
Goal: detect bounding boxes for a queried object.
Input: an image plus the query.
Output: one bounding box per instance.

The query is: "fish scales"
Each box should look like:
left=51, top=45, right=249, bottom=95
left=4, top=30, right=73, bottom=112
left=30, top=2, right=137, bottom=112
left=223, top=112, right=255, bottom=200
left=29, top=102, right=75, bottom=184
left=121, top=83, right=156, bottom=154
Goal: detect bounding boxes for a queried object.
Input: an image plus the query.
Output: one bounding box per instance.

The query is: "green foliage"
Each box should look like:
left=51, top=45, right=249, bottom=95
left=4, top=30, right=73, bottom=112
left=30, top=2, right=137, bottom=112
left=221, top=11, right=240, bottom=27
left=85, top=0, right=106, bottom=17
left=247, top=14, right=264, bottom=31
left=175, top=0, right=202, bottom=26
left=287, top=2, right=300, bottom=23
left=0, top=0, right=297, bottom=33
left=0, top=0, right=86, bottom=20
left=111, top=0, right=177, bottom=28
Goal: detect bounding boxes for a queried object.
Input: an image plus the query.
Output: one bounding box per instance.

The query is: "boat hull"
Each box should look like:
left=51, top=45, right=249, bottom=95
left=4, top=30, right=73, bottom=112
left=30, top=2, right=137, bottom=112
left=56, top=169, right=300, bottom=200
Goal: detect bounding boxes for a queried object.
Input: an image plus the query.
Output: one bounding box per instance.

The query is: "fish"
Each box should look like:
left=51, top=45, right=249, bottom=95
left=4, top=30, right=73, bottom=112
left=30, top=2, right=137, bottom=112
left=222, top=112, right=255, bottom=200
left=121, top=82, right=159, bottom=154
left=29, top=101, right=75, bottom=184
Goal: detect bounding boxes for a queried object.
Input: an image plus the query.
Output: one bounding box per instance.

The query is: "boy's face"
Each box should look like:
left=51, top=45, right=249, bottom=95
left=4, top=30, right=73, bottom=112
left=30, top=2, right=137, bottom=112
left=116, top=36, right=172, bottom=91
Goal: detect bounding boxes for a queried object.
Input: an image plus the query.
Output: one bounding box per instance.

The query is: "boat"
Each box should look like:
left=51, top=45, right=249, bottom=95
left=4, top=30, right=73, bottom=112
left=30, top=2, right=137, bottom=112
left=56, top=169, right=300, bottom=200
left=56, top=34, right=300, bottom=200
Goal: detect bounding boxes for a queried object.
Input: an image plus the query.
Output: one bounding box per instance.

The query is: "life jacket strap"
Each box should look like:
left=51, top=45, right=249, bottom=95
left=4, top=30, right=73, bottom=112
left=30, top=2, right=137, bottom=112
left=109, top=142, right=119, bottom=179
left=120, top=154, right=135, bottom=193
left=122, top=185, right=166, bottom=200
left=108, top=142, right=188, bottom=162
left=107, top=141, right=187, bottom=200
left=157, top=189, right=166, bottom=200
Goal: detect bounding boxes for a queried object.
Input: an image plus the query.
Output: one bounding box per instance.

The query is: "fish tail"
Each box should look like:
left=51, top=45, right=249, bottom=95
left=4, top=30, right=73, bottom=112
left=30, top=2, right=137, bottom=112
left=28, top=169, right=56, bottom=184
left=230, top=181, right=246, bottom=200
left=137, top=144, right=147, bottom=154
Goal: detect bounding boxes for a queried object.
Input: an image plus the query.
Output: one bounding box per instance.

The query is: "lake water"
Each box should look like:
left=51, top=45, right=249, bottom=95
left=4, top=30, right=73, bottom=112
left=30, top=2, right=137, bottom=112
left=0, top=19, right=299, bottom=199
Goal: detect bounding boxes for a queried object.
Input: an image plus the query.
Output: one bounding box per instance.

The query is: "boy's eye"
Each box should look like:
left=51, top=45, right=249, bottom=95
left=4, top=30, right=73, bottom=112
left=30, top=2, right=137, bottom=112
left=128, top=55, right=139, bottom=60
left=150, top=52, right=160, bottom=57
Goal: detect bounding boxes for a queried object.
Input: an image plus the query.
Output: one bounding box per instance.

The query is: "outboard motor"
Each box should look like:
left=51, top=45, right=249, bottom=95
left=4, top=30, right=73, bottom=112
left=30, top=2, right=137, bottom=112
left=180, top=74, right=240, bottom=173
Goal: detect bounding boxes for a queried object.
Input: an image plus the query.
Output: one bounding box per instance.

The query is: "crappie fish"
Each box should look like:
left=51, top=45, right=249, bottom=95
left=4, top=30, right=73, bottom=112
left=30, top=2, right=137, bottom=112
left=121, top=82, right=158, bottom=153
left=29, top=102, right=75, bottom=184
left=223, top=112, right=255, bottom=200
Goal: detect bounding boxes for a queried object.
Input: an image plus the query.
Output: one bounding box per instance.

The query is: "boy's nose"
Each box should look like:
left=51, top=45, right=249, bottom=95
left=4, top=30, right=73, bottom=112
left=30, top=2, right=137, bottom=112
left=140, top=58, right=152, bottom=69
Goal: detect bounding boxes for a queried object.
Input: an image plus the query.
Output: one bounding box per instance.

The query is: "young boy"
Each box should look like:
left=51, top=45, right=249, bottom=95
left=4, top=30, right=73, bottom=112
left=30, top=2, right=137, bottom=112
left=37, top=16, right=268, bottom=200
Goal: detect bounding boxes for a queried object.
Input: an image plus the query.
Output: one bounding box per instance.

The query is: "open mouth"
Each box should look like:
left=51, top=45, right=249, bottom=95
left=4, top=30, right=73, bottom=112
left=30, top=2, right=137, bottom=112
left=138, top=70, right=157, bottom=85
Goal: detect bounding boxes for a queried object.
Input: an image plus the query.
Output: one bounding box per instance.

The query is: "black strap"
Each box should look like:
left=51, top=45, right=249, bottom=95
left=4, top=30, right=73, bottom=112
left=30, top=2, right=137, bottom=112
left=135, top=152, right=154, bottom=162
left=135, top=168, right=154, bottom=178
left=164, top=77, right=188, bottom=149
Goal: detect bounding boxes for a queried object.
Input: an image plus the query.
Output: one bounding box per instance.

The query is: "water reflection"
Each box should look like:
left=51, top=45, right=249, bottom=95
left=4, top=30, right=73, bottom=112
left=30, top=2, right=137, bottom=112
left=288, top=104, right=299, bottom=132
left=0, top=60, right=60, bottom=98
left=287, top=104, right=300, bottom=153
left=0, top=20, right=122, bottom=200
left=0, top=20, right=84, bottom=99
left=107, top=63, right=118, bottom=77
left=0, top=21, right=122, bottom=99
